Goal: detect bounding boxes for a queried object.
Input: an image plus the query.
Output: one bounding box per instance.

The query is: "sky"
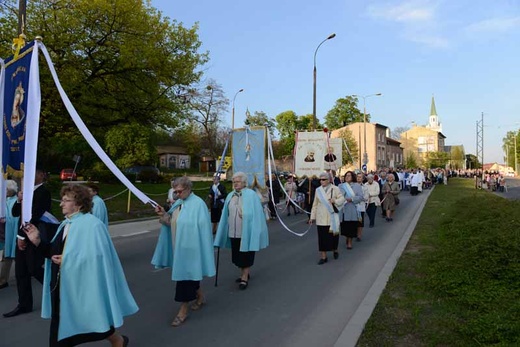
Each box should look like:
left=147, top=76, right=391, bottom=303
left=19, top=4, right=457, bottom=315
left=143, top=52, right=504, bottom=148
left=151, top=0, right=520, bottom=164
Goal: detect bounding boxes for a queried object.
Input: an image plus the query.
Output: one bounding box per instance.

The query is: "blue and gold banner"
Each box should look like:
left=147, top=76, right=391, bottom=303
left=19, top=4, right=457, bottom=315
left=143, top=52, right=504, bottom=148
left=232, top=126, right=266, bottom=188
left=2, top=42, right=35, bottom=177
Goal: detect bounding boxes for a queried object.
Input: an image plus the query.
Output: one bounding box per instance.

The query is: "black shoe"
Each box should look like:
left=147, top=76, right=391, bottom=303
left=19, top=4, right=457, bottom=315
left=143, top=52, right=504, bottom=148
left=122, top=335, right=129, bottom=347
left=333, top=252, right=339, bottom=260
left=369, top=224, right=374, bottom=228
left=3, top=307, right=32, bottom=318
left=317, top=258, right=328, bottom=265
left=356, top=237, right=362, bottom=242
left=235, top=274, right=251, bottom=283
left=0, top=282, right=8, bottom=289
left=287, top=213, right=291, bottom=216
left=239, top=280, right=248, bottom=290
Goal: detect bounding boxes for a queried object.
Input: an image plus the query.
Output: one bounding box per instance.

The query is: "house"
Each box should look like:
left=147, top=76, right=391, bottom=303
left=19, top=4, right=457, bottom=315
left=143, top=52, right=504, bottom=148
left=157, top=146, right=191, bottom=169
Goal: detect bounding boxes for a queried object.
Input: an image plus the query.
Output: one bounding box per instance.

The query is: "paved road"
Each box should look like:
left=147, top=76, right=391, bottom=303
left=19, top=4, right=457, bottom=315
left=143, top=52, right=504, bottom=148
left=494, top=177, right=520, bottom=199
left=0, top=189, right=431, bottom=347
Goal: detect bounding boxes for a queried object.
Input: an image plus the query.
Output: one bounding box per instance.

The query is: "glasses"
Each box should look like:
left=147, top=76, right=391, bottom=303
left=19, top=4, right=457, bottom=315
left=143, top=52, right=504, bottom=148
left=173, top=190, right=184, bottom=195
left=320, top=178, right=328, bottom=181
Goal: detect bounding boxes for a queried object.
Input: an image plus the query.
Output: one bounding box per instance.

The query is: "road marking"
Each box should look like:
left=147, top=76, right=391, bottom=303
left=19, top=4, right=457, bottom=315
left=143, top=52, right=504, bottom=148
left=116, top=230, right=152, bottom=238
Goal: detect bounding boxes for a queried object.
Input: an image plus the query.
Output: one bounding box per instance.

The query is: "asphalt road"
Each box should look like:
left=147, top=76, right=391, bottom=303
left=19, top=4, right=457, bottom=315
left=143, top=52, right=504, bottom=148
left=0, top=189, right=431, bottom=347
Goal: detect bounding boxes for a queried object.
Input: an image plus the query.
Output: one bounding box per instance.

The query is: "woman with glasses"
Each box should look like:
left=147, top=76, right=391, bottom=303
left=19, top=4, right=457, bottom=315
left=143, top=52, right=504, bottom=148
left=214, top=172, right=269, bottom=290
left=23, top=184, right=136, bottom=347
left=309, top=172, right=345, bottom=264
left=339, top=171, right=364, bottom=250
left=153, top=176, right=215, bottom=327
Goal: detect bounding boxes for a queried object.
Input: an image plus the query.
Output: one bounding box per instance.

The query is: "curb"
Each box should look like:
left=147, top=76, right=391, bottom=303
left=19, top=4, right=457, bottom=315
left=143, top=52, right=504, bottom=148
left=334, top=187, right=434, bottom=347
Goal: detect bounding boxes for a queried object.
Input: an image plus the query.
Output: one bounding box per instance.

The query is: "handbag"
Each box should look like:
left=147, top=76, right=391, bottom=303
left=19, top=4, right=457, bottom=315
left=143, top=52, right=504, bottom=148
left=331, top=190, right=339, bottom=213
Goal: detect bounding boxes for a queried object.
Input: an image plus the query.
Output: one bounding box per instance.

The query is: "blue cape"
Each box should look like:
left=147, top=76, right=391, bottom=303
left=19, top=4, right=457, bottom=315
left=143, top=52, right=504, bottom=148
left=151, top=193, right=216, bottom=281
left=214, top=188, right=269, bottom=252
left=4, top=196, right=19, bottom=258
left=91, top=195, right=108, bottom=227
left=42, top=213, right=138, bottom=341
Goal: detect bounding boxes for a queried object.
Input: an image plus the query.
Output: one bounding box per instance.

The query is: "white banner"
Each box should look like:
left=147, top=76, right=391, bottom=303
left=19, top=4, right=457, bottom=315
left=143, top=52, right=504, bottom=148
left=294, top=131, right=327, bottom=178
left=323, top=138, right=342, bottom=172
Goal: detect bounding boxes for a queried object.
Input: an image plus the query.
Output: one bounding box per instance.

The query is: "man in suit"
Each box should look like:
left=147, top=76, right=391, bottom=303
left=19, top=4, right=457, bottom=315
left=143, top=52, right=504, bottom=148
left=4, top=168, right=54, bottom=318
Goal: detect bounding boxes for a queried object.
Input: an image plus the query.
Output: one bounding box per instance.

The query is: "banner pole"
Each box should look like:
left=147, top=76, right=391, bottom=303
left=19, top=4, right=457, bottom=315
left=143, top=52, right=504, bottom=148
left=127, top=189, right=131, bottom=213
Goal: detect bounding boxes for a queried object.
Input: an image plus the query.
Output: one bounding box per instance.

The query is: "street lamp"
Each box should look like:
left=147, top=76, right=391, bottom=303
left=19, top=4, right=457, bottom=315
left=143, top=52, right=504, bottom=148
left=351, top=93, right=382, bottom=172
left=232, top=88, right=244, bottom=129
left=313, top=33, right=336, bottom=130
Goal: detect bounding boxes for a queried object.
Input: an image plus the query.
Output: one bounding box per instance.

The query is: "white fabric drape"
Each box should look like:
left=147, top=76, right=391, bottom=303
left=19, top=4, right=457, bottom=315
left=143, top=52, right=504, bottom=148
left=0, top=58, right=5, bottom=218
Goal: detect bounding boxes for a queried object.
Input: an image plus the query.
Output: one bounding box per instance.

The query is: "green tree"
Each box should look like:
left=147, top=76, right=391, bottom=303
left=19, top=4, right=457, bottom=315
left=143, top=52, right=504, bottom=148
left=335, top=129, right=358, bottom=166
left=405, top=153, right=418, bottom=169
left=465, top=154, right=480, bottom=169
left=274, top=111, right=322, bottom=158
left=502, top=130, right=519, bottom=169
left=450, top=146, right=465, bottom=170
left=424, top=151, right=449, bottom=169
left=105, top=124, right=156, bottom=168
left=0, top=0, right=208, bottom=169
left=324, top=95, right=365, bottom=130
left=244, top=110, right=275, bottom=135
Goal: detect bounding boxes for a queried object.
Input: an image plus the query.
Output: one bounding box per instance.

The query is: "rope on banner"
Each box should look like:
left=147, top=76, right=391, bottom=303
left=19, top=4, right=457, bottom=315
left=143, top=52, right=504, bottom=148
left=266, top=126, right=311, bottom=237
left=216, top=133, right=231, bottom=177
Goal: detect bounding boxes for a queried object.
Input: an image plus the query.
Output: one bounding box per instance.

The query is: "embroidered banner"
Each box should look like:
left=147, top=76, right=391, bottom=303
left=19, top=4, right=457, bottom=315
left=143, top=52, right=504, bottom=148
left=294, top=131, right=327, bottom=178
left=232, top=126, right=266, bottom=187
left=323, top=138, right=342, bottom=172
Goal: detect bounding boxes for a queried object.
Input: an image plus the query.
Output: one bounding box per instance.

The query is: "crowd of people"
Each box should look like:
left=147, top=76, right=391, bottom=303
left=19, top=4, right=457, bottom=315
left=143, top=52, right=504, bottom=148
left=0, top=164, right=455, bottom=345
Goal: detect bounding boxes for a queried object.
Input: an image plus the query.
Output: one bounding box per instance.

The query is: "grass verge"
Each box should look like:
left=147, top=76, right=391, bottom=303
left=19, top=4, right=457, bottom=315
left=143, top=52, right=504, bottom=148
left=357, top=178, right=520, bottom=346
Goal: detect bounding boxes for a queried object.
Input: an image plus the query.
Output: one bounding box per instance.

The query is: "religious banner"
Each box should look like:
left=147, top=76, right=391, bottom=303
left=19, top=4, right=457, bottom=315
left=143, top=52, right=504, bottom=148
left=2, top=42, right=39, bottom=178
left=232, top=126, right=266, bottom=187
left=323, top=138, right=342, bottom=172
left=1, top=41, right=41, bottom=223
left=294, top=131, right=327, bottom=178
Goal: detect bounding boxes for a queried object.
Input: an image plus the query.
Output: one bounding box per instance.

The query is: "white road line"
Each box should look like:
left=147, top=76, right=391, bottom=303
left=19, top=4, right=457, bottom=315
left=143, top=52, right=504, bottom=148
left=115, top=230, right=152, bottom=238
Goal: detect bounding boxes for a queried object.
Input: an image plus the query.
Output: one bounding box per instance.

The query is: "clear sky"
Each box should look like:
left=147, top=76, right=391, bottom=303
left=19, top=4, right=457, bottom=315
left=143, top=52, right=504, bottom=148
left=151, top=0, right=520, bottom=164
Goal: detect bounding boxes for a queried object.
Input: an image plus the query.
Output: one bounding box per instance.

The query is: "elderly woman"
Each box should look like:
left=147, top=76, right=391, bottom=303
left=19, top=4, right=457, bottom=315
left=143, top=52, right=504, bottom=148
left=382, top=173, right=400, bottom=222
left=309, top=172, right=345, bottom=264
left=208, top=175, right=227, bottom=234
left=214, top=172, right=269, bottom=289
left=153, top=176, right=215, bottom=327
left=339, top=171, right=364, bottom=250
left=364, top=174, right=381, bottom=228
left=0, top=180, right=19, bottom=289
left=356, top=173, right=369, bottom=241
left=284, top=174, right=299, bottom=216
left=23, top=184, right=137, bottom=347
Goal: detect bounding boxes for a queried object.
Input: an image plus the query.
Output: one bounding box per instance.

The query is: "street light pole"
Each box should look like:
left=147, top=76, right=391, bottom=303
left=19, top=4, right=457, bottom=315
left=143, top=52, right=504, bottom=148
left=313, top=33, right=336, bottom=130
left=231, top=88, right=244, bottom=129
left=351, top=93, right=382, bottom=172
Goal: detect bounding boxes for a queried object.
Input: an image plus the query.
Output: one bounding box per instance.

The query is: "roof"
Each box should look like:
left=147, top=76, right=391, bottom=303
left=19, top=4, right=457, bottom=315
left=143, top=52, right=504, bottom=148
left=157, top=146, right=188, bottom=155
left=430, top=95, right=437, bottom=116
left=386, top=137, right=401, bottom=146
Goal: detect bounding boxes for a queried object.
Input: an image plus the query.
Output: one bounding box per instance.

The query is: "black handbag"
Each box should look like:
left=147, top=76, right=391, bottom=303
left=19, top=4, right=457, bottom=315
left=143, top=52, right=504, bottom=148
left=331, top=190, right=339, bottom=213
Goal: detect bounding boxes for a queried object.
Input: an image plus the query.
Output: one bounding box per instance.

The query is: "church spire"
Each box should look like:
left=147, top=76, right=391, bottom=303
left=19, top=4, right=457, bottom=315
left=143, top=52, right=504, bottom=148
left=430, top=95, right=437, bottom=116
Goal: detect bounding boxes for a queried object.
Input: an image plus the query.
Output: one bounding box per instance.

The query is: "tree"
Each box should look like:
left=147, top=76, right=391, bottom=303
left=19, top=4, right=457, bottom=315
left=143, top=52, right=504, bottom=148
left=335, top=129, right=358, bottom=167
left=0, top=0, right=208, bottom=168
left=449, top=146, right=465, bottom=170
left=465, top=154, right=480, bottom=170
left=324, top=95, right=365, bottom=130
left=405, top=153, right=418, bottom=169
left=185, top=79, right=229, bottom=158
left=424, top=151, right=449, bottom=169
left=244, top=110, right=275, bottom=135
left=391, top=126, right=410, bottom=140
left=274, top=111, right=318, bottom=158
left=105, top=124, right=156, bottom=168
left=502, top=130, right=519, bottom=169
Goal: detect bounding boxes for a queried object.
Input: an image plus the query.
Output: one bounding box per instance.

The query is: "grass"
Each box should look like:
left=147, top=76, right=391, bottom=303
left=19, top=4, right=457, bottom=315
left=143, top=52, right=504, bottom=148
left=46, top=178, right=233, bottom=222
left=357, top=178, right=520, bottom=347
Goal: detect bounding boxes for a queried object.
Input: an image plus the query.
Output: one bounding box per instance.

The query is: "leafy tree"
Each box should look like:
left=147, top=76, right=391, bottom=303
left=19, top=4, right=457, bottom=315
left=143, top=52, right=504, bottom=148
left=244, top=110, right=275, bottom=135
left=449, top=146, right=465, bottom=170
left=465, top=154, right=480, bottom=169
left=324, top=95, right=365, bottom=130
left=0, top=0, right=208, bottom=168
left=424, top=151, right=449, bottom=169
left=502, top=130, right=519, bottom=169
left=105, top=123, right=156, bottom=168
left=334, top=129, right=358, bottom=166
left=274, top=111, right=318, bottom=157
left=405, top=153, right=418, bottom=169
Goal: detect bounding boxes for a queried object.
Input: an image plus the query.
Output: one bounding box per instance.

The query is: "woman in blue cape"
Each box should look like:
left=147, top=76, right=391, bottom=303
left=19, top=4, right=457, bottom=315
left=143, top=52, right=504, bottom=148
left=87, top=183, right=109, bottom=227
left=24, top=184, right=136, bottom=347
left=214, top=172, right=269, bottom=290
left=152, top=176, right=215, bottom=327
left=0, top=180, right=19, bottom=289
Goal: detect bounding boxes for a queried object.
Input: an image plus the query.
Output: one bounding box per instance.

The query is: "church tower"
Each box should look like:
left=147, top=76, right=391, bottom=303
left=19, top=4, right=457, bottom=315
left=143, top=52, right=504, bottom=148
left=426, top=95, right=442, bottom=133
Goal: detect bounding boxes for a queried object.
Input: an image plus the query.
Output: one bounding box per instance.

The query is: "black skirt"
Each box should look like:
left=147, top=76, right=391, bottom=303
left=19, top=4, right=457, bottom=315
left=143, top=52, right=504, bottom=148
left=317, top=225, right=339, bottom=252
left=340, top=221, right=358, bottom=238
left=230, top=237, right=255, bottom=268
left=210, top=207, right=223, bottom=223
left=175, top=280, right=200, bottom=302
left=358, top=212, right=365, bottom=227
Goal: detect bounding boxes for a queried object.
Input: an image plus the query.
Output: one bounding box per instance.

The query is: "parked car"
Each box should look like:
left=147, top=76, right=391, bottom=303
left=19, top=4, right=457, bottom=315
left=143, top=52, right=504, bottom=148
left=60, top=168, right=77, bottom=181
left=123, top=165, right=161, bottom=183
